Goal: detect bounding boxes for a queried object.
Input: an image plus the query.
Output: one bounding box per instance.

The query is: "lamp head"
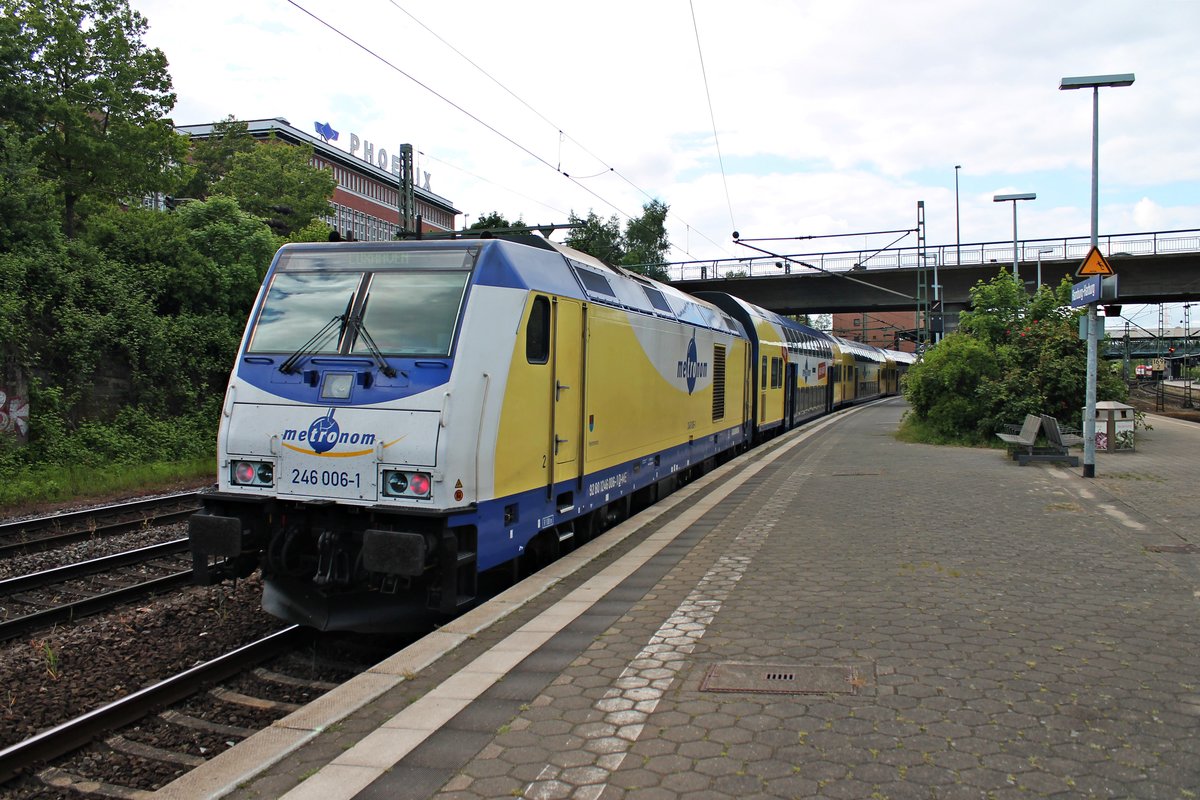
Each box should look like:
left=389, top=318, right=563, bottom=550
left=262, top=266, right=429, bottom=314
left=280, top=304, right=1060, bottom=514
left=1059, top=73, right=1135, bottom=90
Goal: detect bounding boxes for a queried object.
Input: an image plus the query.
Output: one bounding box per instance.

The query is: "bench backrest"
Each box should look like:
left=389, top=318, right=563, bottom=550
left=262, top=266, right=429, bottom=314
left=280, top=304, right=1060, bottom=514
left=1017, top=413, right=1041, bottom=441
left=1041, top=415, right=1065, bottom=447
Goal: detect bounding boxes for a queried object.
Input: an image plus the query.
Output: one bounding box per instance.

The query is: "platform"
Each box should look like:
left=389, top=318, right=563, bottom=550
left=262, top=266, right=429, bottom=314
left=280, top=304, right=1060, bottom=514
left=159, top=399, right=1200, bottom=799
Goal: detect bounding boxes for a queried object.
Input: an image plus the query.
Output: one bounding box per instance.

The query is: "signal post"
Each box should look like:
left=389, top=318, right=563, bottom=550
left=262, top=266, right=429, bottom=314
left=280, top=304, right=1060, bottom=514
left=1072, top=247, right=1117, bottom=477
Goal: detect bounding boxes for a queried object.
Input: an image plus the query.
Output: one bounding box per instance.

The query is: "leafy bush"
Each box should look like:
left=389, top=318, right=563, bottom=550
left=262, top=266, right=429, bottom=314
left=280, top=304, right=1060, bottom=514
left=903, top=333, right=1004, bottom=440
left=904, top=272, right=1127, bottom=444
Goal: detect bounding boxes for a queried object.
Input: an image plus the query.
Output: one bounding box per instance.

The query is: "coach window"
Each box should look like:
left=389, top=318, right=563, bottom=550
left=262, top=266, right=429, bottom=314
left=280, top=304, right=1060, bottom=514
left=527, top=296, right=550, bottom=364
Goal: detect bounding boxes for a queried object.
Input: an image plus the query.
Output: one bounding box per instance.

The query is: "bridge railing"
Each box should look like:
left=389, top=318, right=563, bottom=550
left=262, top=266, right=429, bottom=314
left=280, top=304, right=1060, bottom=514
left=666, top=228, right=1200, bottom=282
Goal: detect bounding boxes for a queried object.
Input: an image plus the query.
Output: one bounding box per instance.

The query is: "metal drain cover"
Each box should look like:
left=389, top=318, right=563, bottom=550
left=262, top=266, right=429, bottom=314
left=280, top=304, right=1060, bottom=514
left=700, top=662, right=862, bottom=695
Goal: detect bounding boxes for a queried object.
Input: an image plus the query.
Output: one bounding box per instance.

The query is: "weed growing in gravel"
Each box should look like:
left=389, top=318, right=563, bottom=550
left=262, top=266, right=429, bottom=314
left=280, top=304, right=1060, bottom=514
left=34, top=639, right=61, bottom=680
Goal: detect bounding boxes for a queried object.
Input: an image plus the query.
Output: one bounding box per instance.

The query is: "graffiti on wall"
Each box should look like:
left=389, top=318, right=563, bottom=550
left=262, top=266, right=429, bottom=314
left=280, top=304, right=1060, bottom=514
left=0, top=387, right=29, bottom=438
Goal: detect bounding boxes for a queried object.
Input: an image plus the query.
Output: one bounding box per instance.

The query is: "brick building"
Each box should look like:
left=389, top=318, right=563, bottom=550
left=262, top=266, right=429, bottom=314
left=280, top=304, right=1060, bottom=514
left=177, top=118, right=459, bottom=241
left=830, top=311, right=922, bottom=352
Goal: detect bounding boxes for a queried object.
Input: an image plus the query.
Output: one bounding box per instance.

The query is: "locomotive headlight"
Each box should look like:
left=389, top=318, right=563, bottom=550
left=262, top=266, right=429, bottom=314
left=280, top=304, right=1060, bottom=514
left=385, top=472, right=408, bottom=495
left=320, top=371, right=354, bottom=400
left=382, top=469, right=432, bottom=499
left=231, top=459, right=275, bottom=487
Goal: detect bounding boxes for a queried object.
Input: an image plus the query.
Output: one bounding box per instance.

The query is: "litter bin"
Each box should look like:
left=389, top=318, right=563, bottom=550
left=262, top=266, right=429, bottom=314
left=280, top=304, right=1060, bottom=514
left=1092, top=401, right=1135, bottom=452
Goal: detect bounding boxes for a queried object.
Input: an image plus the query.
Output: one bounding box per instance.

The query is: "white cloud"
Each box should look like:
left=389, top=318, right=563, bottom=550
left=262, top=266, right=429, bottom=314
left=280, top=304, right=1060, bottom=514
left=132, top=0, right=1199, bottom=263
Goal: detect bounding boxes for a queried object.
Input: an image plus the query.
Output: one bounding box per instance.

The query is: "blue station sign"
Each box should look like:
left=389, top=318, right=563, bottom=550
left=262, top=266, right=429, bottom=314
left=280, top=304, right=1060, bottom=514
left=1071, top=276, right=1102, bottom=307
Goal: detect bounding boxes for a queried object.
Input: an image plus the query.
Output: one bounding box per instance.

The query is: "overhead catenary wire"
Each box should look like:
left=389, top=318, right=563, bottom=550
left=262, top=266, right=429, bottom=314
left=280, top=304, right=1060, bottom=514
left=419, top=152, right=570, bottom=219
left=283, top=1, right=645, bottom=221
left=383, top=0, right=733, bottom=260
left=284, top=0, right=554, bottom=173
left=286, top=0, right=729, bottom=261
left=689, top=0, right=737, bottom=237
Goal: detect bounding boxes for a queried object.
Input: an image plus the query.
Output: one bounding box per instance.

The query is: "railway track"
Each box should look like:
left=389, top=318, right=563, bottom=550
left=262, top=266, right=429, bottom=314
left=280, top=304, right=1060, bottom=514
left=0, top=489, right=420, bottom=797
left=1128, top=381, right=1200, bottom=422
left=0, top=624, right=414, bottom=798
left=0, top=626, right=307, bottom=786
left=0, top=539, right=194, bottom=642
left=0, top=491, right=202, bottom=558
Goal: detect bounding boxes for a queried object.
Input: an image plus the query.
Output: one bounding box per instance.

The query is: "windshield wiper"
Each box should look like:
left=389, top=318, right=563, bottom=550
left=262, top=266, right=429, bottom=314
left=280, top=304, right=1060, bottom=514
left=347, top=314, right=398, bottom=377
left=279, top=314, right=345, bottom=374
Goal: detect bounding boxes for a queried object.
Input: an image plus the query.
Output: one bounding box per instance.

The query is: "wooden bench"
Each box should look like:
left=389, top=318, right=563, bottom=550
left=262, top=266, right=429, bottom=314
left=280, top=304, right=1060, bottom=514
left=996, top=414, right=1041, bottom=460
left=1013, top=415, right=1080, bottom=466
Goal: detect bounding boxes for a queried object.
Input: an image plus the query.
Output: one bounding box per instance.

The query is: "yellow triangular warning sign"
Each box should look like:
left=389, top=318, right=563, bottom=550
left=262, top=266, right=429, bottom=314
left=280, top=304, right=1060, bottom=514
left=1076, top=246, right=1114, bottom=277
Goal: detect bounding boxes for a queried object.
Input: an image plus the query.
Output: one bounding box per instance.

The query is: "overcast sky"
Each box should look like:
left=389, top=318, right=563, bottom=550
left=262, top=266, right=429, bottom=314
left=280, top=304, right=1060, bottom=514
left=131, top=0, right=1199, bottom=329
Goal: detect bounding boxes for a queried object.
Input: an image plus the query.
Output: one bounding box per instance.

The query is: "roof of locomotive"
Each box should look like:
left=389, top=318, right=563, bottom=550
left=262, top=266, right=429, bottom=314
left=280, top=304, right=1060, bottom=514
left=270, top=237, right=747, bottom=339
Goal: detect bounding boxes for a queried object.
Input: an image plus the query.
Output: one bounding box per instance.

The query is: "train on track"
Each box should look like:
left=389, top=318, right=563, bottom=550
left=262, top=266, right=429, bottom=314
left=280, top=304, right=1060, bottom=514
left=189, top=235, right=915, bottom=632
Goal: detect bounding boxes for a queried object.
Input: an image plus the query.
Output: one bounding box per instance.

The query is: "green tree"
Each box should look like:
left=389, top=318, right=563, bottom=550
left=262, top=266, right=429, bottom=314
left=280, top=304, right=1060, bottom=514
left=2, top=0, right=189, bottom=237
left=176, top=115, right=256, bottom=201
left=467, top=211, right=525, bottom=231
left=564, top=202, right=673, bottom=281
left=565, top=210, right=624, bottom=264
left=0, top=125, right=60, bottom=252
left=83, top=196, right=274, bottom=316
left=903, top=271, right=1127, bottom=442
left=213, top=137, right=336, bottom=236
left=0, top=10, right=39, bottom=130
left=621, top=200, right=671, bottom=281
left=174, top=195, right=278, bottom=290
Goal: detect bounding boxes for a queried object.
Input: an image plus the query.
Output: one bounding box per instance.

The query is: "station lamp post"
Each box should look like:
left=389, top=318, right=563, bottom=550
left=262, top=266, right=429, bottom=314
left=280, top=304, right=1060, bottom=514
left=1060, top=72, right=1134, bottom=479
left=993, top=192, right=1036, bottom=281
left=954, top=165, right=962, bottom=266
left=1035, top=247, right=1054, bottom=289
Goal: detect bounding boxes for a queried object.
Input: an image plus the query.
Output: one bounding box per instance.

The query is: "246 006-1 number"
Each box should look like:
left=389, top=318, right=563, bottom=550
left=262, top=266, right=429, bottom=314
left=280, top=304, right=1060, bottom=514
left=291, top=468, right=361, bottom=488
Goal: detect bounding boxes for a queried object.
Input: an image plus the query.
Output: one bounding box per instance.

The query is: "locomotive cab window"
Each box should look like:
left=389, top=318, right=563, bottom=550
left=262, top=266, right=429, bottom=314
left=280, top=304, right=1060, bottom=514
left=526, top=296, right=550, bottom=364
left=354, top=270, right=468, bottom=356
left=248, top=246, right=474, bottom=358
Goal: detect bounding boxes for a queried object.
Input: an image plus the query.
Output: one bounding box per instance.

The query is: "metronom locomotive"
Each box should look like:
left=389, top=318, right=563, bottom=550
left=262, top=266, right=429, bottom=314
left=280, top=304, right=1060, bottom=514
left=188, top=235, right=910, bottom=631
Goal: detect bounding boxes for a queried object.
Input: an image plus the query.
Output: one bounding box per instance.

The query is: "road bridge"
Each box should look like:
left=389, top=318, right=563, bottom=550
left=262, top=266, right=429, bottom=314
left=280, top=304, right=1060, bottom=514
left=669, top=228, right=1200, bottom=317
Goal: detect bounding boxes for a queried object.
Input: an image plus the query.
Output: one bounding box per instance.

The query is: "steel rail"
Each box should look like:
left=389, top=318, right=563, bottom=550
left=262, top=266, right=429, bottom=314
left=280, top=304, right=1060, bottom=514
left=0, top=538, right=189, bottom=594
left=0, top=569, right=195, bottom=643
left=0, top=491, right=201, bottom=558
left=0, top=626, right=306, bottom=784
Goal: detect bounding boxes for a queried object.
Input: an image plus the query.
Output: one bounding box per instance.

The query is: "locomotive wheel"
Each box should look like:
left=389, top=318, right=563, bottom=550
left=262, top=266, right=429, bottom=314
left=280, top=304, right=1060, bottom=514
left=578, top=507, right=604, bottom=543
left=518, top=529, right=559, bottom=577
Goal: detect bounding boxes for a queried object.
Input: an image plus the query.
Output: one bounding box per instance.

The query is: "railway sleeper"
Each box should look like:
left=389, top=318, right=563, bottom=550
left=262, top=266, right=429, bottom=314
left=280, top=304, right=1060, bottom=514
left=104, top=735, right=204, bottom=768
left=158, top=709, right=255, bottom=739
left=38, top=766, right=156, bottom=800
left=207, top=686, right=302, bottom=714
